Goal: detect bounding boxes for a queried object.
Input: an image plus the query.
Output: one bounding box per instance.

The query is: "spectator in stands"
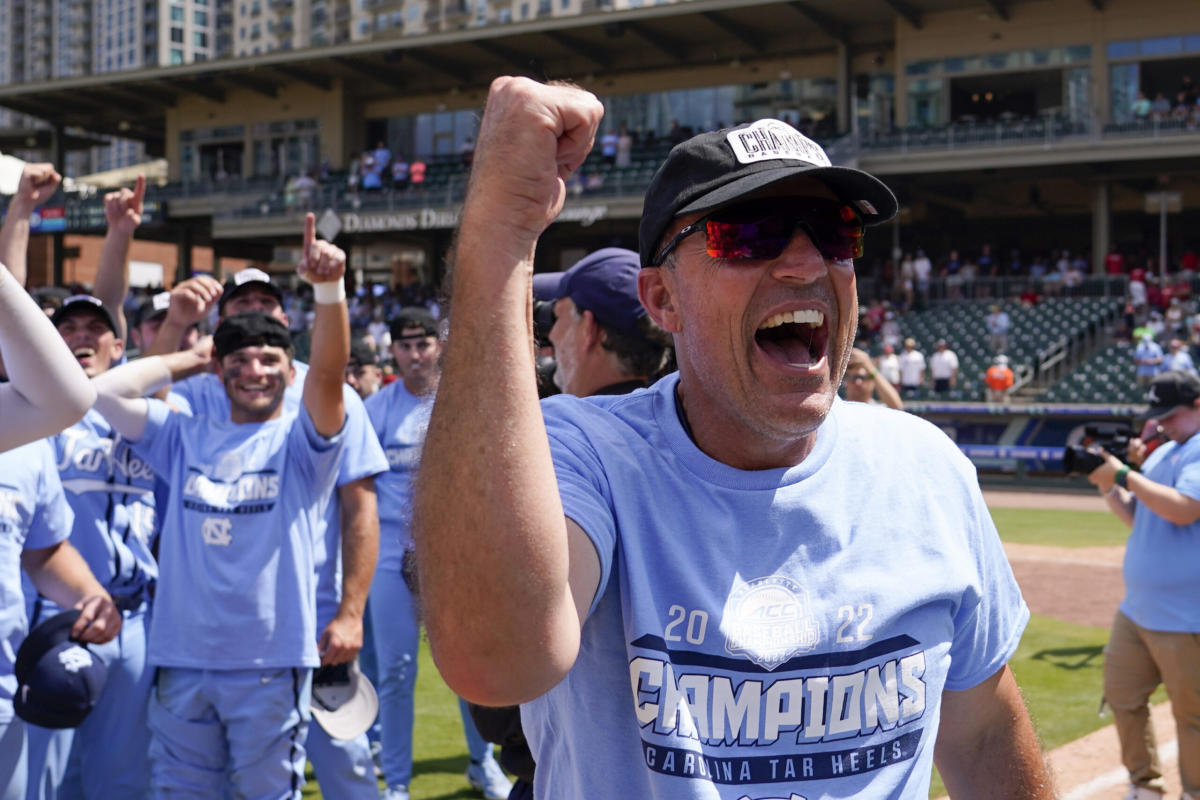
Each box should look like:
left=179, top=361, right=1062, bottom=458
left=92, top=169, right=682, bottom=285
left=460, top=137, right=475, bottom=165
left=1148, top=309, right=1166, bottom=340
left=1151, top=92, right=1172, bottom=119
left=373, top=140, right=392, bottom=173
left=1135, top=332, right=1165, bottom=385
left=1180, top=248, right=1198, bottom=274
left=391, top=157, right=410, bottom=191
left=1063, top=257, right=1085, bottom=294
left=295, top=171, right=316, bottom=209
left=1129, top=271, right=1148, bottom=318
left=1163, top=338, right=1197, bottom=375
left=843, top=348, right=903, bottom=410
left=1106, top=244, right=1126, bottom=276
left=899, top=252, right=915, bottom=310
left=978, top=243, right=994, bottom=277
left=985, top=355, right=1014, bottom=403
left=986, top=303, right=1011, bottom=354
left=615, top=124, right=633, bottom=169
left=408, top=159, right=427, bottom=191
left=913, top=248, right=932, bottom=305
left=880, top=310, right=901, bottom=349
left=876, top=342, right=901, bottom=389
left=1166, top=296, right=1187, bottom=337
left=898, top=337, right=926, bottom=396
left=943, top=249, right=964, bottom=299
left=599, top=128, right=619, bottom=166
left=929, top=339, right=959, bottom=394
left=361, top=152, right=382, bottom=191
left=1131, top=91, right=1152, bottom=120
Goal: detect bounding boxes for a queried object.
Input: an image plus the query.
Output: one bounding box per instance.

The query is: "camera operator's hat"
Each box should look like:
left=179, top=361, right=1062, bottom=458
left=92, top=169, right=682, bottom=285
left=1142, top=370, right=1200, bottom=420
left=533, top=247, right=645, bottom=338
left=219, top=267, right=284, bottom=314
left=51, top=295, right=118, bottom=336
left=638, top=118, right=897, bottom=267
left=14, top=610, right=109, bottom=729
left=310, top=658, right=378, bottom=740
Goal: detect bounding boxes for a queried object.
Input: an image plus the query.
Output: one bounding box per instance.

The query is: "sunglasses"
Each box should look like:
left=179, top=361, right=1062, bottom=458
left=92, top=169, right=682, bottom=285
left=650, top=197, right=864, bottom=267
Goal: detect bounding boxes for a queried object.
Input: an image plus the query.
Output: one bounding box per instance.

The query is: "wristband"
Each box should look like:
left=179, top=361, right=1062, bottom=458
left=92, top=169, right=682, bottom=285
left=1114, top=465, right=1131, bottom=490
left=312, top=280, right=345, bottom=305
left=868, top=369, right=879, bottom=378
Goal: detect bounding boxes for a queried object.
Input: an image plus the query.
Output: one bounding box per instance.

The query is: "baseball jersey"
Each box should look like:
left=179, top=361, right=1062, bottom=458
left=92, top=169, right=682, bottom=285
left=523, top=377, right=1028, bottom=799
left=130, top=399, right=345, bottom=669
left=0, top=440, right=73, bottom=721
left=171, top=366, right=387, bottom=630
left=1122, top=434, right=1200, bottom=632
left=363, top=380, right=432, bottom=572
left=48, top=409, right=159, bottom=602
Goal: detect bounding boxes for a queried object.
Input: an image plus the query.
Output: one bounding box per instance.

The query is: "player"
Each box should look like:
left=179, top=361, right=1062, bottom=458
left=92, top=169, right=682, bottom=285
left=414, top=77, right=1053, bottom=799
left=90, top=216, right=350, bottom=798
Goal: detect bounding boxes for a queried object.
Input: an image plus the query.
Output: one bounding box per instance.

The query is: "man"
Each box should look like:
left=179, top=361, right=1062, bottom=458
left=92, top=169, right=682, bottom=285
left=414, top=78, right=1051, bottom=799
left=876, top=341, right=901, bottom=387
left=142, top=264, right=386, bottom=800
left=128, top=291, right=201, bottom=357
left=843, top=347, right=903, bottom=410
left=985, top=303, right=1010, bottom=354
left=346, top=339, right=384, bottom=399
left=1161, top=338, right=1196, bottom=375
left=533, top=247, right=670, bottom=397
left=1088, top=370, right=1200, bottom=800
left=22, top=294, right=159, bottom=800
left=90, top=218, right=350, bottom=797
left=898, top=337, right=926, bottom=395
left=985, top=355, right=1015, bottom=404
left=1135, top=333, right=1164, bottom=386
left=928, top=339, right=959, bottom=395
left=365, top=308, right=511, bottom=800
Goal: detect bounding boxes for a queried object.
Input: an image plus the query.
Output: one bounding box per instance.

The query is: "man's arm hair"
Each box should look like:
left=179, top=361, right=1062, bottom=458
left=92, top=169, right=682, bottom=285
left=934, top=665, right=1056, bottom=799
left=298, top=213, right=348, bottom=438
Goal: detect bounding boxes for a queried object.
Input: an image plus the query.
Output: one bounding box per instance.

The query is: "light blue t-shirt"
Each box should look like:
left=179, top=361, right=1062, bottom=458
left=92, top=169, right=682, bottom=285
left=1162, top=350, right=1196, bottom=374
left=364, top=380, right=432, bottom=573
left=1123, top=434, right=1200, bottom=632
left=523, top=376, right=1028, bottom=800
left=131, top=399, right=345, bottom=669
left=1135, top=340, right=1164, bottom=377
left=171, top=366, right=387, bottom=630
left=0, top=440, right=73, bottom=721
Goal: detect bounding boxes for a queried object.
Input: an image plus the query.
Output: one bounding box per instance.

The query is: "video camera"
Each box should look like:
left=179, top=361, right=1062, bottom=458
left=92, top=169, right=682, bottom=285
left=1062, top=423, right=1135, bottom=475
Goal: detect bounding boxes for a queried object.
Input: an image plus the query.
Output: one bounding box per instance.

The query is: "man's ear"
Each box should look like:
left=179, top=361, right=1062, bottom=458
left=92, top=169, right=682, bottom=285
left=580, top=309, right=603, bottom=350
left=639, top=268, right=681, bottom=333
left=111, top=336, right=126, bottom=361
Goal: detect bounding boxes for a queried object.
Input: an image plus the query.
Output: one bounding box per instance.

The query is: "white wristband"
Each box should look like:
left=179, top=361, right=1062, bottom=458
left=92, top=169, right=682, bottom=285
left=312, top=280, right=345, bottom=305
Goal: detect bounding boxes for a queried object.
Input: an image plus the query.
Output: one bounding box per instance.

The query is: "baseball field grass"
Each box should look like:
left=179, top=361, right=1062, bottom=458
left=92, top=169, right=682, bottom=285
left=303, top=504, right=1141, bottom=799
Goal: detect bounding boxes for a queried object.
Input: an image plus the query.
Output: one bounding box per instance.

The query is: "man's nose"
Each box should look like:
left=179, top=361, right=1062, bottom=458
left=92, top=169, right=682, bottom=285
left=769, top=229, right=829, bottom=284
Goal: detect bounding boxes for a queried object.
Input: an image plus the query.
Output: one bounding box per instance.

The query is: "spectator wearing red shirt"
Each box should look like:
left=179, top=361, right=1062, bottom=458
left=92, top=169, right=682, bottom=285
left=1105, top=244, right=1126, bottom=275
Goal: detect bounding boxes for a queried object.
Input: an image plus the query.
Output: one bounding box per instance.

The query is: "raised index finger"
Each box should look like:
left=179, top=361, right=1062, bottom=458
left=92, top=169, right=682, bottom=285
left=303, top=212, right=316, bottom=260
left=132, top=174, right=146, bottom=210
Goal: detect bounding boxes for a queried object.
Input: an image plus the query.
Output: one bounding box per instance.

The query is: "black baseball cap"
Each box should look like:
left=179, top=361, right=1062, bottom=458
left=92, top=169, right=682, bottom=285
left=389, top=307, right=438, bottom=341
left=219, top=267, right=284, bottom=314
left=1142, top=370, right=1200, bottom=420
left=214, top=312, right=293, bottom=359
left=14, top=610, right=109, bottom=729
left=51, top=295, right=118, bottom=335
left=348, top=339, right=378, bottom=368
left=638, top=118, right=898, bottom=267
left=133, top=291, right=172, bottom=328
left=532, top=248, right=646, bottom=338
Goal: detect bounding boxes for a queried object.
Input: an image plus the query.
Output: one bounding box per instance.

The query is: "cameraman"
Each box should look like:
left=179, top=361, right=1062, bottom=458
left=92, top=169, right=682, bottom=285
left=1088, top=370, right=1200, bottom=800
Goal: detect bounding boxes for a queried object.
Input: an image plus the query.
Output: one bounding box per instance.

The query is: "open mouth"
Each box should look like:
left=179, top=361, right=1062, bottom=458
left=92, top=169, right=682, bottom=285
left=73, top=347, right=96, bottom=363
left=755, top=309, right=829, bottom=368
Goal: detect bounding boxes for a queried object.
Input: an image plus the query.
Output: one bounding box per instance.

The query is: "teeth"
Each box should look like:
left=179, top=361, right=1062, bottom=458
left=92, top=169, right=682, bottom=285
left=760, top=309, right=824, bottom=330
left=73, top=348, right=94, bottom=358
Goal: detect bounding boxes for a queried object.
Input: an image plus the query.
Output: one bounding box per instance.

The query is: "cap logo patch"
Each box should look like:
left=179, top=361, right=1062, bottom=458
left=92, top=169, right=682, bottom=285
left=58, top=646, right=93, bottom=673
left=1148, top=387, right=1160, bottom=403
left=151, top=292, right=171, bottom=313
left=234, top=268, right=272, bottom=286
left=726, top=120, right=831, bottom=168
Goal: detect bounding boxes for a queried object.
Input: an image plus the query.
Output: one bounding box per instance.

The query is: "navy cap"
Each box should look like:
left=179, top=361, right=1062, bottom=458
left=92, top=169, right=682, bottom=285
left=219, top=267, right=284, bottom=314
left=14, top=610, right=108, bottom=729
left=348, top=339, right=378, bottom=367
left=389, top=307, right=438, bottom=341
left=51, top=295, right=118, bottom=335
left=1142, top=370, right=1200, bottom=420
left=134, top=291, right=172, bottom=328
left=638, top=118, right=897, bottom=267
left=532, top=248, right=645, bottom=338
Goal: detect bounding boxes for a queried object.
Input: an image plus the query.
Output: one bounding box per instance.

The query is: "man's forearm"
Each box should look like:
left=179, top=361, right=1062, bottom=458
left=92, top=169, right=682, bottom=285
left=95, top=229, right=133, bottom=341
left=1124, top=469, right=1200, bottom=525
left=336, top=478, right=379, bottom=620
left=21, top=541, right=109, bottom=610
left=0, top=200, right=35, bottom=286
left=303, top=296, right=348, bottom=437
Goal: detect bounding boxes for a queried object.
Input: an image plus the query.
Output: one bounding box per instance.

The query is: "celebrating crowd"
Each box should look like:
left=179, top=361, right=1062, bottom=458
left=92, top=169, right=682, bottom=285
left=0, top=74, right=1195, bottom=800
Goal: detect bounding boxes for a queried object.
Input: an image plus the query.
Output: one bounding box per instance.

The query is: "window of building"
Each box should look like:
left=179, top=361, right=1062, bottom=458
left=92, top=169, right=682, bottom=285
left=170, top=6, right=184, bottom=21
left=170, top=48, right=184, bottom=64
left=170, top=27, right=184, bottom=43
left=195, top=10, right=208, bottom=25
left=194, top=31, right=208, bottom=47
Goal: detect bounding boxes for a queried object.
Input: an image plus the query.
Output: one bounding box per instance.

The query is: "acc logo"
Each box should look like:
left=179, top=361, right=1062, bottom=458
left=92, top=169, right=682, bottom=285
left=724, top=575, right=820, bottom=671
left=202, top=517, right=234, bottom=547
left=58, top=645, right=93, bottom=673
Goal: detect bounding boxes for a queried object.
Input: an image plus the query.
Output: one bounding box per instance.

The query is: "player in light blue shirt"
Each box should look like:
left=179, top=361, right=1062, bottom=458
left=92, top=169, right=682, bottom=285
left=414, top=80, right=1053, bottom=799
left=0, top=439, right=121, bottom=800
left=92, top=220, right=352, bottom=799
left=150, top=266, right=385, bottom=799
left=365, top=308, right=511, bottom=800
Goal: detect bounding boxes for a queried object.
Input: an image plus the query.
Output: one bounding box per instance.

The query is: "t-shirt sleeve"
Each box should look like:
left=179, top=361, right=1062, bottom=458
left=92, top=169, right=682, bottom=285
left=288, top=401, right=347, bottom=495
left=128, top=399, right=183, bottom=477
left=944, top=473, right=1029, bottom=691
left=1172, top=449, right=1200, bottom=501
left=337, top=385, right=388, bottom=486
left=25, top=442, right=74, bottom=551
left=543, top=401, right=617, bottom=617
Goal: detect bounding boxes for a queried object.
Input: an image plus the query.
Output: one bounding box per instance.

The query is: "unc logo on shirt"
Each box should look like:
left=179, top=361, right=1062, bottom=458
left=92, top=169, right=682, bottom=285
left=202, top=517, right=234, bottom=546
left=724, top=576, right=820, bottom=670
left=58, top=645, right=93, bottom=673
left=385, top=444, right=419, bottom=470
